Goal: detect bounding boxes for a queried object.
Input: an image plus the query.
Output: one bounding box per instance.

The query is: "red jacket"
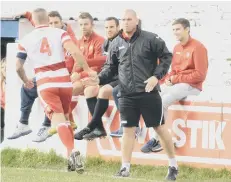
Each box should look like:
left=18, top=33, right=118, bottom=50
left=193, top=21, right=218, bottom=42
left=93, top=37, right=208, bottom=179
left=77, top=32, right=106, bottom=73
left=167, top=37, right=208, bottom=90
left=62, top=24, right=78, bottom=73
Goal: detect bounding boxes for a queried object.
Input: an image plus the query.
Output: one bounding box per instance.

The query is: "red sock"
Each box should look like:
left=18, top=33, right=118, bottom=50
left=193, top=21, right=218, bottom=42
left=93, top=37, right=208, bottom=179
left=69, top=101, right=78, bottom=123
left=69, top=113, right=74, bottom=123
left=70, top=101, right=78, bottom=112
left=57, top=123, right=74, bottom=157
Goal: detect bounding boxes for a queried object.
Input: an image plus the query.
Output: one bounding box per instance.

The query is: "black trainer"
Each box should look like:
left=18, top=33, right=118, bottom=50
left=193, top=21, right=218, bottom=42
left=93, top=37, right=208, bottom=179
left=83, top=127, right=107, bottom=140
left=152, top=140, right=163, bottom=152
left=74, top=127, right=91, bottom=140
left=141, top=138, right=163, bottom=153
left=165, top=166, right=178, bottom=181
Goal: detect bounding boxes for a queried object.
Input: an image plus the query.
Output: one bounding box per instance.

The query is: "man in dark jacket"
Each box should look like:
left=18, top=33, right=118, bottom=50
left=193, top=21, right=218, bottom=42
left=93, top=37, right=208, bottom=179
left=95, top=9, right=178, bottom=181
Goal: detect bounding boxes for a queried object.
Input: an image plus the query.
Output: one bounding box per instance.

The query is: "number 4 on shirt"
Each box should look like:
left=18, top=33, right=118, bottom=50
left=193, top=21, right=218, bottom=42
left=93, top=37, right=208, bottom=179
left=40, top=37, right=52, bottom=56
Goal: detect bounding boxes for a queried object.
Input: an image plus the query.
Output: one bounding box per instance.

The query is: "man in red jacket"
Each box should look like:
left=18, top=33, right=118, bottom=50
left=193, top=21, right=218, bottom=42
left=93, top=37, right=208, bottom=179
left=74, top=17, right=120, bottom=140
left=71, top=12, right=105, bottom=95
left=49, top=12, right=106, bottom=137
left=141, top=18, right=208, bottom=153
left=70, top=12, right=106, bottom=128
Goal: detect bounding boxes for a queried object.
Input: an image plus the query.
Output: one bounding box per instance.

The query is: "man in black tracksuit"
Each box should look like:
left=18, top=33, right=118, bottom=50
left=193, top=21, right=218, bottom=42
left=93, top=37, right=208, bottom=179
left=96, top=10, right=178, bottom=181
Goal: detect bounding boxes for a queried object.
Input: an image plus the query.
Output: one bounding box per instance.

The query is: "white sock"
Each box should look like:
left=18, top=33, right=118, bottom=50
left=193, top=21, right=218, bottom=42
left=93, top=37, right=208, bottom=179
left=18, top=122, right=28, bottom=127
left=153, top=131, right=159, bottom=141
left=169, top=158, right=178, bottom=169
left=121, top=162, right=130, bottom=171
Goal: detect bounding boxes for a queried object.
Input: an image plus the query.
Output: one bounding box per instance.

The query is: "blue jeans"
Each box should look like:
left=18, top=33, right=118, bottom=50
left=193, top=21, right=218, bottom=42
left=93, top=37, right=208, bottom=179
left=20, top=78, right=51, bottom=126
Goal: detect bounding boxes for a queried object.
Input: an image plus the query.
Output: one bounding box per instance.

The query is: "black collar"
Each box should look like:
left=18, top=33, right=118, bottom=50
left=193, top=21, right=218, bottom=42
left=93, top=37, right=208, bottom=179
left=104, top=34, right=119, bottom=52
left=119, top=26, right=141, bottom=43
left=108, top=33, right=119, bottom=42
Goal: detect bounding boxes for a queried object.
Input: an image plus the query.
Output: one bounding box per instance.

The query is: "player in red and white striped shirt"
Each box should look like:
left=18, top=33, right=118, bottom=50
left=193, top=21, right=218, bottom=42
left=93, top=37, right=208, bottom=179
left=16, top=8, right=97, bottom=172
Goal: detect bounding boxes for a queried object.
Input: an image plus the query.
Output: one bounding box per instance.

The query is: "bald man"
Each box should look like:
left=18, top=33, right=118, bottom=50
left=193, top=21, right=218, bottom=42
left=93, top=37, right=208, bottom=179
left=15, top=8, right=96, bottom=173
left=95, top=9, right=178, bottom=181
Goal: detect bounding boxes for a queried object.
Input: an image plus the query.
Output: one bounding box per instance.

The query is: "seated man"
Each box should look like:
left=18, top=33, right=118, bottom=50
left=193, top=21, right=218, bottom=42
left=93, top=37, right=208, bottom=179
left=74, top=17, right=120, bottom=140
left=141, top=18, right=208, bottom=153
left=8, top=11, right=78, bottom=142
left=44, top=12, right=106, bottom=137
left=71, top=12, right=105, bottom=95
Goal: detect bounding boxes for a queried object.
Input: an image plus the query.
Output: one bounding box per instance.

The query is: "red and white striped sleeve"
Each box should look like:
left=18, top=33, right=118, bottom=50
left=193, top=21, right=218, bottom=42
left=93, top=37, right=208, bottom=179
left=18, top=44, right=26, bottom=52
left=61, top=32, right=71, bottom=45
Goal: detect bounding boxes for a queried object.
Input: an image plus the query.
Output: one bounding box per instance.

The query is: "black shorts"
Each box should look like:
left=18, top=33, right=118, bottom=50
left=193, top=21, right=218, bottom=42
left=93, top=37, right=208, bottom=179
left=119, top=91, right=164, bottom=128
left=108, top=80, right=119, bottom=88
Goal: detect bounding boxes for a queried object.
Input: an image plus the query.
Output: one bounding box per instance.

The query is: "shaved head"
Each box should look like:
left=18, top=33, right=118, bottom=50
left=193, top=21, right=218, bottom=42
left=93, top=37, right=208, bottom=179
left=122, top=9, right=139, bottom=35
left=32, top=8, right=49, bottom=26
left=124, top=9, right=137, bottom=18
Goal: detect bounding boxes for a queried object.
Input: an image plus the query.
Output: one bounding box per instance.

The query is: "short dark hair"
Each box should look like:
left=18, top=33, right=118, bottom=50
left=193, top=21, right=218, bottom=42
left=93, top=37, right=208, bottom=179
left=105, top=17, right=119, bottom=27
left=48, top=11, right=62, bottom=20
left=78, top=12, right=94, bottom=23
left=172, top=18, right=190, bottom=29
